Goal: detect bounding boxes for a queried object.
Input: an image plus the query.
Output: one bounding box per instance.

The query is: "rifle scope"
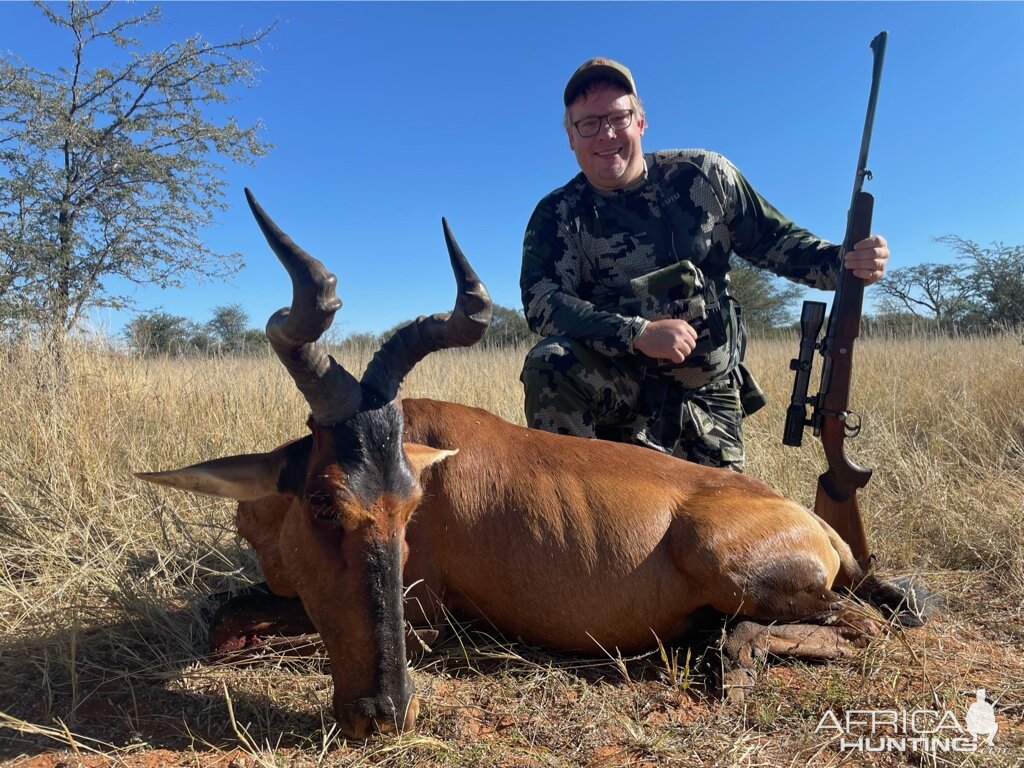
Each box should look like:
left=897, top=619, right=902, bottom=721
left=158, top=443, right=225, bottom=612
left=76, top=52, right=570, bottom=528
left=782, top=300, right=827, bottom=447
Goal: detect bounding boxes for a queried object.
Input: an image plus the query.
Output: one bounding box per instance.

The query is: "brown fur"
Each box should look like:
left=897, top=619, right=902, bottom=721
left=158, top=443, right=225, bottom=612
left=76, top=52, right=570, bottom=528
left=235, top=397, right=868, bottom=657
left=144, top=393, right=900, bottom=739
left=237, top=496, right=296, bottom=597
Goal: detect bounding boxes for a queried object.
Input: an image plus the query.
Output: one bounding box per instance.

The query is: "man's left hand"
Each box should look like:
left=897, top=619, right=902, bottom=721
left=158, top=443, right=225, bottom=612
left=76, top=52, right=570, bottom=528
left=844, top=235, right=889, bottom=285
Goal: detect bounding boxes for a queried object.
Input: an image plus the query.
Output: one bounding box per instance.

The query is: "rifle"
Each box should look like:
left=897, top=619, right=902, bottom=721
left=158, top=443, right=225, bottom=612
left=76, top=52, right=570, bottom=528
left=783, top=32, right=888, bottom=571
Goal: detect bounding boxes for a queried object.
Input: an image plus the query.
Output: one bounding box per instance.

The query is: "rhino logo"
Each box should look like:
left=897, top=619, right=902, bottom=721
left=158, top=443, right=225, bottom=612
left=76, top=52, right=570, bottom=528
left=965, top=689, right=998, bottom=746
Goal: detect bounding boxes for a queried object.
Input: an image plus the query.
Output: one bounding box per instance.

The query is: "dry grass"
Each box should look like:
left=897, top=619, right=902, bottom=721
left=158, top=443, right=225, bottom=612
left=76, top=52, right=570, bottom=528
left=0, top=332, right=1022, bottom=766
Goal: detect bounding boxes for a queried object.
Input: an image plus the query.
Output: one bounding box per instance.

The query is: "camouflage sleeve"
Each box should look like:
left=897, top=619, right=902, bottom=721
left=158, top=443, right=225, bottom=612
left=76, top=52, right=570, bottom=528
left=520, top=195, right=648, bottom=357
left=707, top=155, right=842, bottom=290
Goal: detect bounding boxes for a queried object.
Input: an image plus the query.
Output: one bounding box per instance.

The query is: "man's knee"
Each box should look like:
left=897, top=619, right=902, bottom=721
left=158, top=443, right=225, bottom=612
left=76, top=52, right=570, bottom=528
left=521, top=337, right=597, bottom=435
left=521, top=337, right=590, bottom=390
left=677, top=385, right=746, bottom=471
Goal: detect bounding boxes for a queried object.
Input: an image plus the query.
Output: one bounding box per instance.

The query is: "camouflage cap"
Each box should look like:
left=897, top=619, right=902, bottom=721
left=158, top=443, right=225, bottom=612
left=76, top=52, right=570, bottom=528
left=563, top=57, right=637, bottom=106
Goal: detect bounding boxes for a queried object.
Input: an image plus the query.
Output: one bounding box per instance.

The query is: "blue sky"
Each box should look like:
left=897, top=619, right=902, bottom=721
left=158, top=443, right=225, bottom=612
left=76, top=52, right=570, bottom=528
left=3, top=2, right=1023, bottom=338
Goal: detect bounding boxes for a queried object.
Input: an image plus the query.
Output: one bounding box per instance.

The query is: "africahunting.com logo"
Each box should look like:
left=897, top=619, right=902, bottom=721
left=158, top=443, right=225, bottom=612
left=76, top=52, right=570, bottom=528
left=815, top=689, right=999, bottom=754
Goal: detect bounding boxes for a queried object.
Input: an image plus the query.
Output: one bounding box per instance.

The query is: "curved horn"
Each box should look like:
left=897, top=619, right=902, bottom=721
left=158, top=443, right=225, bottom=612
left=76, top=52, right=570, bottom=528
left=245, top=188, right=361, bottom=425
left=361, top=219, right=492, bottom=405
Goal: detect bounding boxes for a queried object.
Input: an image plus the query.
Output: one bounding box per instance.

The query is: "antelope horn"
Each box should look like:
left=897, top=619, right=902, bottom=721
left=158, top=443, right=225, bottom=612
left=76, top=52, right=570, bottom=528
left=245, top=188, right=361, bottom=425
left=361, top=218, right=492, bottom=405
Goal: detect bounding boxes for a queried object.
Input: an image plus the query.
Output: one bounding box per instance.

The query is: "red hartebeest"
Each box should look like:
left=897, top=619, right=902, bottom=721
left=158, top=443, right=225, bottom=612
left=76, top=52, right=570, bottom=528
left=137, top=190, right=918, bottom=740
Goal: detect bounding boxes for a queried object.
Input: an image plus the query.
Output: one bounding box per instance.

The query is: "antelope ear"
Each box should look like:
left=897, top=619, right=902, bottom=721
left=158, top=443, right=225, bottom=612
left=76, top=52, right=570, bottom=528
left=403, top=443, right=458, bottom=477
left=135, top=451, right=287, bottom=501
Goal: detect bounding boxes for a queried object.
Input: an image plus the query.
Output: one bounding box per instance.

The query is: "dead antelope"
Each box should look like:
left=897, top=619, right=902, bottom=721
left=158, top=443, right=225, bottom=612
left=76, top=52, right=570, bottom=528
left=137, top=190, right=918, bottom=740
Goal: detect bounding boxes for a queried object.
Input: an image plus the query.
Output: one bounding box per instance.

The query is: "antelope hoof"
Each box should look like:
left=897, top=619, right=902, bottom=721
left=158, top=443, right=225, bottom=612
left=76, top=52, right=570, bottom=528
left=834, top=610, right=884, bottom=644
left=723, top=667, right=757, bottom=707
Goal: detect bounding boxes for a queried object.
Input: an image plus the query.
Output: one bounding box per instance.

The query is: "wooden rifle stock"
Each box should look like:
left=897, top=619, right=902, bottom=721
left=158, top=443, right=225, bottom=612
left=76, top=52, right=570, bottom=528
left=815, top=191, right=873, bottom=569
left=816, top=475, right=870, bottom=570
left=784, top=31, right=888, bottom=571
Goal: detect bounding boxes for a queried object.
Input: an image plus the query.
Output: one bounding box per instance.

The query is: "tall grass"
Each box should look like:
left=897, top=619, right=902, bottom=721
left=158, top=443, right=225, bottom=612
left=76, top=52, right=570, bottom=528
left=0, top=332, right=1021, bottom=763
left=744, top=332, right=1024, bottom=587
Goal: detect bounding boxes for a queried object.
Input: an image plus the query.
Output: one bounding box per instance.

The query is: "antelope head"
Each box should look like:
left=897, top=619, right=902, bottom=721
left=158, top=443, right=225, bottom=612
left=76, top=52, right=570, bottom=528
left=136, top=189, right=491, bottom=739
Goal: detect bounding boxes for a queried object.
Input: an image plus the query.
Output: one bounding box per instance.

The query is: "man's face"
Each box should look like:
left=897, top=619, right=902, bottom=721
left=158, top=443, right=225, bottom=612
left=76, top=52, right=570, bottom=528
left=566, top=83, right=646, bottom=191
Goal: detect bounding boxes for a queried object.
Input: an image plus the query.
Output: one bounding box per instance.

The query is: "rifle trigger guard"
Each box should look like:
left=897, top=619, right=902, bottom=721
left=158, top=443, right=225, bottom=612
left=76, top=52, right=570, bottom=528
left=859, top=168, right=873, bottom=181
left=842, top=410, right=863, bottom=438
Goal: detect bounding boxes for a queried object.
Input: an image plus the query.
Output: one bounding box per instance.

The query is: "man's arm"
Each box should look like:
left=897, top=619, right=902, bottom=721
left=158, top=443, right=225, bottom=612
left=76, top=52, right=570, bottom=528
left=520, top=195, right=647, bottom=357
left=688, top=153, right=840, bottom=289
left=713, top=154, right=890, bottom=287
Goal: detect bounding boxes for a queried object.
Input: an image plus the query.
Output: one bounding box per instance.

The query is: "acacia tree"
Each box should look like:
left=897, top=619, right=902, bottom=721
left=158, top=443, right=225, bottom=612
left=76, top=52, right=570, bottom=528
left=207, top=303, right=248, bottom=347
left=123, top=308, right=196, bottom=355
left=943, top=235, right=1024, bottom=329
left=206, top=303, right=266, bottom=352
left=873, top=261, right=974, bottom=325
left=875, top=235, right=1024, bottom=331
left=0, top=1, right=273, bottom=375
left=727, top=255, right=804, bottom=332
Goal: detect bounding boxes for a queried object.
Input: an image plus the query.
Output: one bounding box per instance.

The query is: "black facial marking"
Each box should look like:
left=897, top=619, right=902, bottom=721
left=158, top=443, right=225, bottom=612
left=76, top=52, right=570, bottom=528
left=330, top=402, right=417, bottom=506
left=277, top=435, right=313, bottom=496
left=364, top=535, right=413, bottom=717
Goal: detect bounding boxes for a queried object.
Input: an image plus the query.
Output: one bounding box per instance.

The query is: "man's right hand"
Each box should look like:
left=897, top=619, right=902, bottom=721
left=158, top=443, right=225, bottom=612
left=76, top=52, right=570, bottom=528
left=633, top=318, right=698, bottom=363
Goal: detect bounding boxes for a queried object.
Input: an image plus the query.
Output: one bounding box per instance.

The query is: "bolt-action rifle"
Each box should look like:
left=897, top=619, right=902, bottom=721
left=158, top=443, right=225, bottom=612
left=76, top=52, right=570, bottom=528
left=783, top=32, right=888, bottom=571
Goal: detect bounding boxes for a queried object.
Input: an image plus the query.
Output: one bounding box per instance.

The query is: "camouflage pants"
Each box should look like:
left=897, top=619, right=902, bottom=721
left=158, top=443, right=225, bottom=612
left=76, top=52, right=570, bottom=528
left=521, top=336, right=745, bottom=471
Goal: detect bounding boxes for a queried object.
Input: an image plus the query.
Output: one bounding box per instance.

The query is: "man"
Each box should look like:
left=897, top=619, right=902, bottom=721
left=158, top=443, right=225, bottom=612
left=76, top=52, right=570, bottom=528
left=520, top=57, right=889, bottom=471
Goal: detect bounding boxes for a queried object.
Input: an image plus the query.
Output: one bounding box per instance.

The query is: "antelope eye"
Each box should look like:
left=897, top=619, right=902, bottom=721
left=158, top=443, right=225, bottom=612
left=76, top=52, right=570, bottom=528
left=312, top=504, right=339, bottom=522
left=306, top=490, right=340, bottom=523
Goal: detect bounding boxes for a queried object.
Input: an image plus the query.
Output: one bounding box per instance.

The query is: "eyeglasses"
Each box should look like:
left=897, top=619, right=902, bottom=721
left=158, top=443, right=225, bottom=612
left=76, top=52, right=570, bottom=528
left=573, top=109, right=635, bottom=138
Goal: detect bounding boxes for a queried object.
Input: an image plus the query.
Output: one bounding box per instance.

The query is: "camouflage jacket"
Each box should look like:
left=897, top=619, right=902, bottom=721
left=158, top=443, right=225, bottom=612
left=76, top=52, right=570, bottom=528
left=521, top=150, right=842, bottom=378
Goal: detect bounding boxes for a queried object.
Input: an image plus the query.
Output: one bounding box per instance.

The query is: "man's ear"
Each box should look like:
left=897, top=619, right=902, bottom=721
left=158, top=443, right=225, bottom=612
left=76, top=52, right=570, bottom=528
left=567, top=125, right=576, bottom=151
left=403, top=442, right=458, bottom=478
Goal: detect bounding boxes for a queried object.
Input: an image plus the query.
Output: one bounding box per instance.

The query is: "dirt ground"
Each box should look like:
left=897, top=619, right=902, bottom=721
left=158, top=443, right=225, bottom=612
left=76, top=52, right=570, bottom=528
left=2, top=572, right=1022, bottom=768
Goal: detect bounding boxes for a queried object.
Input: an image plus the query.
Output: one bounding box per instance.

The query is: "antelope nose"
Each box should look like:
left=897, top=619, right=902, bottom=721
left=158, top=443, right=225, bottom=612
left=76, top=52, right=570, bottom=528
left=337, top=694, right=421, bottom=740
